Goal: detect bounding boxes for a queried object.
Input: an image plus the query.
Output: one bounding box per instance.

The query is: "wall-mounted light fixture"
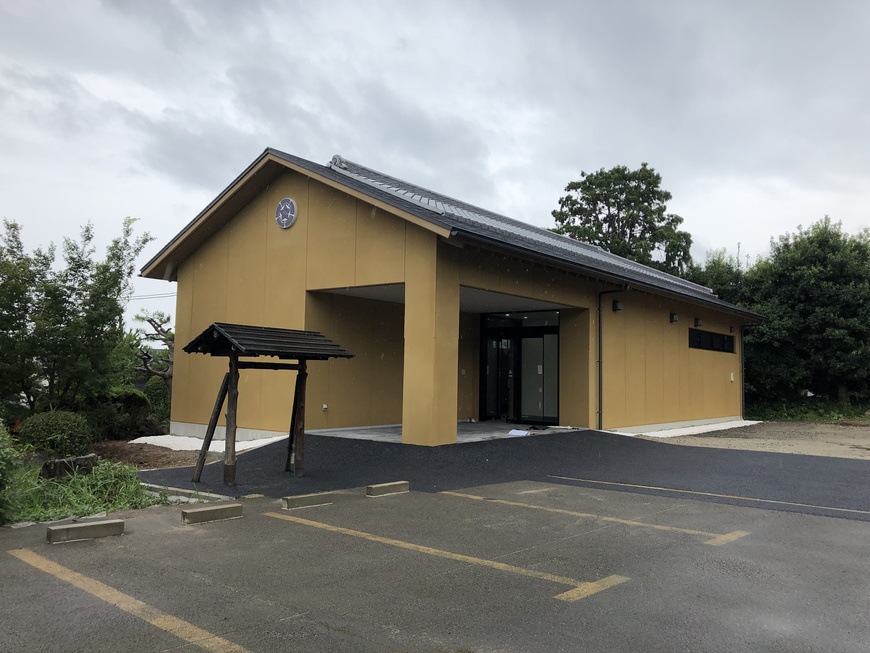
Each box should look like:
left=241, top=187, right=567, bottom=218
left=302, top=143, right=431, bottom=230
left=694, top=317, right=703, bottom=327
left=669, top=313, right=679, bottom=323
left=729, top=325, right=735, bottom=333
left=612, top=299, right=623, bottom=312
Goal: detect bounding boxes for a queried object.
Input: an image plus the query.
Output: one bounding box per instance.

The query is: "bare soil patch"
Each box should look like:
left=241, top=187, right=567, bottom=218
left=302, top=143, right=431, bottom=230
left=645, top=421, right=870, bottom=460
left=90, top=440, right=219, bottom=469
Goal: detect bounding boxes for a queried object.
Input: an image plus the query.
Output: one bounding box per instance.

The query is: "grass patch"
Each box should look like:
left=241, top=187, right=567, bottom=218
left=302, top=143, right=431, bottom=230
left=6, top=460, right=164, bottom=524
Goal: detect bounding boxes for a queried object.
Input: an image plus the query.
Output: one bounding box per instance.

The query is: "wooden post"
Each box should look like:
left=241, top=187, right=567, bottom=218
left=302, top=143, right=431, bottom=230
left=286, top=360, right=308, bottom=477
left=223, top=351, right=240, bottom=485
left=192, top=372, right=229, bottom=482
left=285, top=370, right=301, bottom=472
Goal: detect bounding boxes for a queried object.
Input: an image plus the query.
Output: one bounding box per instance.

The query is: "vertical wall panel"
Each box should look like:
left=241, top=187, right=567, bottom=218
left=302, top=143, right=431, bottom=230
left=306, top=181, right=357, bottom=289
left=457, top=312, right=480, bottom=421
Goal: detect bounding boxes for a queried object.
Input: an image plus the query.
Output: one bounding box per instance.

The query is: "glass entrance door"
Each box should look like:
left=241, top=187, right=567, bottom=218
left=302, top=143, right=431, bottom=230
left=481, top=312, right=559, bottom=424
left=484, top=337, right=515, bottom=420
left=519, top=334, right=559, bottom=423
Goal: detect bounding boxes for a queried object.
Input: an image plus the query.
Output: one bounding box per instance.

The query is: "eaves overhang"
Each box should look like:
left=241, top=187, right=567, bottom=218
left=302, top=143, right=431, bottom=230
left=449, top=229, right=766, bottom=323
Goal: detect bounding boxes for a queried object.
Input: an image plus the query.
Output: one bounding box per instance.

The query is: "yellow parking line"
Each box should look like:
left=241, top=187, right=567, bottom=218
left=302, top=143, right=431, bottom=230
left=703, top=531, right=751, bottom=546
left=263, top=511, right=628, bottom=601
left=549, top=476, right=870, bottom=516
left=441, top=491, right=748, bottom=546
left=7, top=549, right=250, bottom=653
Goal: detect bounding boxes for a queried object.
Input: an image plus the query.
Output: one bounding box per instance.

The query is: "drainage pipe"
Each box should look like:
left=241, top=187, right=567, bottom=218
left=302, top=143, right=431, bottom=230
left=597, top=286, right=628, bottom=431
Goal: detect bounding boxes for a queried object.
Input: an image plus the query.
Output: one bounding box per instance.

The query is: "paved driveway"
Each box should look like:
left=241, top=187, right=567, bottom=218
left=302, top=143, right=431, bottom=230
left=141, top=430, right=870, bottom=520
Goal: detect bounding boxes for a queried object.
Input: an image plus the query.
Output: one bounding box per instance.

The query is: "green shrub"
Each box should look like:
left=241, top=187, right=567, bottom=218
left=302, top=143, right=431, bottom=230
left=8, top=460, right=163, bottom=523
left=19, top=411, right=92, bottom=457
left=0, top=425, right=23, bottom=525
left=144, top=376, right=170, bottom=425
left=85, top=402, right=121, bottom=441
left=114, top=387, right=152, bottom=427
left=85, top=388, right=153, bottom=440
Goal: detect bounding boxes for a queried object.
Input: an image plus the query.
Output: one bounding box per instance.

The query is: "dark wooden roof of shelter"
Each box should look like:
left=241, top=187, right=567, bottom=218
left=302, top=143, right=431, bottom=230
left=183, top=323, right=354, bottom=360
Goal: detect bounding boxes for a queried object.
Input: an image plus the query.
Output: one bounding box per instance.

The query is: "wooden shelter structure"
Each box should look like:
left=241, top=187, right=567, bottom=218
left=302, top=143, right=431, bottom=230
left=184, top=322, right=353, bottom=484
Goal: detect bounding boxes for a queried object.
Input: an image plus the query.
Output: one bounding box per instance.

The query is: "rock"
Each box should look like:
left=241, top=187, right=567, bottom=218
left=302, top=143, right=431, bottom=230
left=40, top=453, right=98, bottom=479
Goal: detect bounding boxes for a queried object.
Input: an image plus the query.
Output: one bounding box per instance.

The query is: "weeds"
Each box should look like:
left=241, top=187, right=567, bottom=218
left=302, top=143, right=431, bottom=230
left=5, top=460, right=164, bottom=524
left=747, top=400, right=870, bottom=424
left=0, top=426, right=22, bottom=524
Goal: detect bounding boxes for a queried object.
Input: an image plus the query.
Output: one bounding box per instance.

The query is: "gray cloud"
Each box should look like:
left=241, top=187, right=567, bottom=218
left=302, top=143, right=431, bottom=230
left=1, top=0, right=868, bottom=275
left=0, top=67, right=103, bottom=138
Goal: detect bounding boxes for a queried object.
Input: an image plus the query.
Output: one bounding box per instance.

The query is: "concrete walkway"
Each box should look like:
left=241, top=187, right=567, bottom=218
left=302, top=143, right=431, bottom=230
left=308, top=420, right=582, bottom=443
left=132, top=420, right=580, bottom=450
left=133, top=419, right=756, bottom=451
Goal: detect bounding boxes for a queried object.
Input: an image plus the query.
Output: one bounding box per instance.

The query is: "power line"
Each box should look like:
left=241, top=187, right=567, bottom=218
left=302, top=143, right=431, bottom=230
left=129, top=292, right=177, bottom=300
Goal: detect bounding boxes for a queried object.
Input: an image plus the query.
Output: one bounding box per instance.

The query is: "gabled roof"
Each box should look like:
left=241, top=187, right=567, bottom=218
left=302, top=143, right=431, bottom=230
left=324, top=154, right=761, bottom=319
left=141, top=147, right=761, bottom=320
left=183, top=322, right=354, bottom=360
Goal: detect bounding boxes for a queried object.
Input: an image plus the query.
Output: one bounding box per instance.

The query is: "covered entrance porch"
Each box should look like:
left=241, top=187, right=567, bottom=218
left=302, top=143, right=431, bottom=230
left=314, top=281, right=590, bottom=446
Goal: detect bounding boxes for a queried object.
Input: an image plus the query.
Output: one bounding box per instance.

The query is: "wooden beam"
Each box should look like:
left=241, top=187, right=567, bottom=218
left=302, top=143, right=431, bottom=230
left=223, top=352, right=240, bottom=484
left=237, top=361, right=301, bottom=371
left=192, top=372, right=229, bottom=483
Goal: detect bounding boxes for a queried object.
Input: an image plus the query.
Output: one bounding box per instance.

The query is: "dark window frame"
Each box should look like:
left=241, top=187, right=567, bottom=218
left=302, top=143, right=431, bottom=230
left=688, top=328, right=735, bottom=353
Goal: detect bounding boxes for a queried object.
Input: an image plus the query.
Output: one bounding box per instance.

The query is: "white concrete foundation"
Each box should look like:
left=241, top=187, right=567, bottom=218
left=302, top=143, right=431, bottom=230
left=612, top=418, right=761, bottom=438
left=613, top=416, right=746, bottom=434
left=169, top=421, right=287, bottom=443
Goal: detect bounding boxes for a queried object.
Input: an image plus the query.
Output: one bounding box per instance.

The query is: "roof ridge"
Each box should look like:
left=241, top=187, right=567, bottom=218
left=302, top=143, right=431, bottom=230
left=329, top=154, right=565, bottom=231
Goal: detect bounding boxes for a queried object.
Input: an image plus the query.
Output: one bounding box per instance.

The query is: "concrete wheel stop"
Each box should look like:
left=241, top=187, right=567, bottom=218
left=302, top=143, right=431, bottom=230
left=181, top=503, right=243, bottom=524
left=366, top=481, right=410, bottom=497
left=281, top=492, right=338, bottom=510
left=46, top=519, right=125, bottom=543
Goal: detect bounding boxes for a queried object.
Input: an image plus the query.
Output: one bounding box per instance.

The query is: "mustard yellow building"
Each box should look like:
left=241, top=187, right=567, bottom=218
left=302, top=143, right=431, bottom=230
left=140, top=149, right=761, bottom=446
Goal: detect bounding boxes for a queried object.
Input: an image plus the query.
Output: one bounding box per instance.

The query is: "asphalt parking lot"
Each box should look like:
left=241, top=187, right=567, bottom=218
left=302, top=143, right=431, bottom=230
left=4, top=431, right=870, bottom=652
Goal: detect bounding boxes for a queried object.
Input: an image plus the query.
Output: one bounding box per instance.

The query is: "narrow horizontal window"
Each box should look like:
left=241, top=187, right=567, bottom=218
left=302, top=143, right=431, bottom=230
left=688, top=328, right=735, bottom=353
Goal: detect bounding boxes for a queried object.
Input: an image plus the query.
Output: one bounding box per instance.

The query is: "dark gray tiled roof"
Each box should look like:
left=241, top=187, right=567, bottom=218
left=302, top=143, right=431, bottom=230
left=256, top=148, right=758, bottom=318
left=318, top=153, right=756, bottom=317
left=142, top=144, right=753, bottom=322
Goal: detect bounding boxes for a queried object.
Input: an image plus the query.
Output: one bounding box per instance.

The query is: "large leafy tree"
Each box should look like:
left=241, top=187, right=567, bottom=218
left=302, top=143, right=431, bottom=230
left=685, top=249, right=745, bottom=306
left=0, top=217, right=152, bottom=416
left=0, top=221, right=53, bottom=414
left=552, top=163, right=693, bottom=275
left=743, top=217, right=870, bottom=404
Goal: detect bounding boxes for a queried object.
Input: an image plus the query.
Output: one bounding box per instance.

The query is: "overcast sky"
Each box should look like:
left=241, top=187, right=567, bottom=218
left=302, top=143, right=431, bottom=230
left=2, top=0, right=869, bottom=325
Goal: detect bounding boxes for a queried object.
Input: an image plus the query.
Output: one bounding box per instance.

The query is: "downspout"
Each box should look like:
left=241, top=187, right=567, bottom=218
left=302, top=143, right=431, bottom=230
left=597, top=286, right=629, bottom=430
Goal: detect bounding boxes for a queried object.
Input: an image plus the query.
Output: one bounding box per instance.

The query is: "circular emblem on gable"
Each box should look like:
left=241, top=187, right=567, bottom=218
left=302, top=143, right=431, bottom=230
left=276, top=198, right=297, bottom=229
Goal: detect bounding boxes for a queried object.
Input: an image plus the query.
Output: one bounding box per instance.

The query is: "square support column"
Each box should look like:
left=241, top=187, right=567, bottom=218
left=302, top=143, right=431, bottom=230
left=401, top=232, right=460, bottom=445
left=559, top=308, right=594, bottom=428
